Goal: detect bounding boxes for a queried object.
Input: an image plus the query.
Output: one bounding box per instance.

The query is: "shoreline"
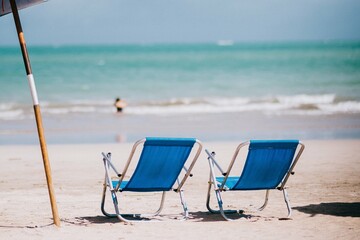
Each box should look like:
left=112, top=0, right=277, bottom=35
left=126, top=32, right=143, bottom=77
left=1, top=111, right=360, bottom=145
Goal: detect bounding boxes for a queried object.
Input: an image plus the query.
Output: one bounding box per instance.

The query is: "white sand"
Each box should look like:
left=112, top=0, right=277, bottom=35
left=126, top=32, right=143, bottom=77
left=0, top=140, right=359, bottom=239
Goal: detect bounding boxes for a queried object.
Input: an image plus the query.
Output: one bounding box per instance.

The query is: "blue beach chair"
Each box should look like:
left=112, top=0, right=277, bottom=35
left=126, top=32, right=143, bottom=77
left=205, top=140, right=305, bottom=220
left=101, top=137, right=202, bottom=222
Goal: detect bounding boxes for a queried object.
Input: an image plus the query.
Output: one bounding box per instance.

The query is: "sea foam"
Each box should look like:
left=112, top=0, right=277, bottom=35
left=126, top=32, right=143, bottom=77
left=1, top=94, right=359, bottom=120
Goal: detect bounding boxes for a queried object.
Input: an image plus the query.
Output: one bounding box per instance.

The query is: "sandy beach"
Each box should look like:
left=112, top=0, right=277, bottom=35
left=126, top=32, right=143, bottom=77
left=0, top=139, right=359, bottom=239
left=1, top=1, right=360, bottom=239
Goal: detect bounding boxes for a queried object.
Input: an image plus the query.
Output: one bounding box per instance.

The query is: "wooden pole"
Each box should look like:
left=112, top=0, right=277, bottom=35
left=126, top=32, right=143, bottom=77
left=9, top=0, right=60, bottom=227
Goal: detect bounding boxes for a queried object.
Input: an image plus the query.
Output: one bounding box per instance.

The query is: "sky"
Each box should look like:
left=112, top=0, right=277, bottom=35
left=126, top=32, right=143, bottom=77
left=0, top=0, right=360, bottom=46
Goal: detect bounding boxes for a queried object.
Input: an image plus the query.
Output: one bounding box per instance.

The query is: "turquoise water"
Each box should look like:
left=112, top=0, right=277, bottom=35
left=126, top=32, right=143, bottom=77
left=1, top=42, right=360, bottom=143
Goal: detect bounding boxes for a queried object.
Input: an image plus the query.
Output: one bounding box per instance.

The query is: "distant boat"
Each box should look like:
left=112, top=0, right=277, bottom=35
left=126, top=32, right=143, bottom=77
left=217, top=40, right=234, bottom=46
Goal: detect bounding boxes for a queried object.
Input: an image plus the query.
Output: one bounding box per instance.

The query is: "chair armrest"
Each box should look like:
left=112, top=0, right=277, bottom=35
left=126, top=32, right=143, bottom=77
left=102, top=152, right=121, bottom=177
left=205, top=149, right=226, bottom=175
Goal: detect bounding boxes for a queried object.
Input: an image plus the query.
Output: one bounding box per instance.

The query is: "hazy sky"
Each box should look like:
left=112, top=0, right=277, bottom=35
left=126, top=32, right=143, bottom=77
left=0, top=0, right=360, bottom=46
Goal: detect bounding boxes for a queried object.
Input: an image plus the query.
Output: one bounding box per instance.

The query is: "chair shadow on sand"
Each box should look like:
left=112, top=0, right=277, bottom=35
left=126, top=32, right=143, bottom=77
left=293, top=202, right=360, bottom=218
left=70, top=216, right=124, bottom=225
left=74, top=202, right=360, bottom=224
left=77, top=211, right=253, bottom=224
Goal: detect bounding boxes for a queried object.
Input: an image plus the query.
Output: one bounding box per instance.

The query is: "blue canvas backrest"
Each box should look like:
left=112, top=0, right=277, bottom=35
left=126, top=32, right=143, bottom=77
left=233, top=140, right=299, bottom=190
left=123, top=137, right=196, bottom=192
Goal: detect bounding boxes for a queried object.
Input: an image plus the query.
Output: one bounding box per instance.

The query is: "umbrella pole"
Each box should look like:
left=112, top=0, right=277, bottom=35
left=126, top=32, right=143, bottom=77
left=10, top=0, right=60, bottom=227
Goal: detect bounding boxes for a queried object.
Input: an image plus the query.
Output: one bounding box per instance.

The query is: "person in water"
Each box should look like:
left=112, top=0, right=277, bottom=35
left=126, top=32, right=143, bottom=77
left=114, top=97, right=127, bottom=112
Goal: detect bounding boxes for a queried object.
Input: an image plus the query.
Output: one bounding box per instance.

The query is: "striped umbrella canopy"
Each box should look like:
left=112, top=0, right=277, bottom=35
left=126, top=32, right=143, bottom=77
left=1, top=0, right=44, bottom=16
left=0, top=0, right=60, bottom=227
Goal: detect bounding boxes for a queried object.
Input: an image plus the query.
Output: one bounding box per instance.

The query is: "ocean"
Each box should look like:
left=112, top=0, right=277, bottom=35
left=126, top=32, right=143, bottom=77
left=1, top=41, right=360, bottom=144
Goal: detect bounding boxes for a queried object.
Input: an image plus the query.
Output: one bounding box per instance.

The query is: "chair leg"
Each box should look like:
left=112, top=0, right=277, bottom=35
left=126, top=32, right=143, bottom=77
left=101, top=181, right=118, bottom=218
left=258, top=190, right=270, bottom=211
left=102, top=187, right=169, bottom=223
left=206, top=176, right=218, bottom=213
left=100, top=179, right=126, bottom=219
left=128, top=191, right=166, bottom=218
left=152, top=191, right=166, bottom=217
left=206, top=175, right=239, bottom=221
left=179, top=190, right=189, bottom=219
left=282, top=188, right=292, bottom=218
left=101, top=187, right=129, bottom=222
left=216, top=189, right=246, bottom=221
left=110, top=191, right=135, bottom=223
left=102, top=188, right=134, bottom=222
left=120, top=191, right=167, bottom=222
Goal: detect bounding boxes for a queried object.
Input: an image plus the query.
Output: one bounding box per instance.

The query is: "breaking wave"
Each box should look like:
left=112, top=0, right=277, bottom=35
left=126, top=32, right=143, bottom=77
left=1, top=94, right=360, bottom=120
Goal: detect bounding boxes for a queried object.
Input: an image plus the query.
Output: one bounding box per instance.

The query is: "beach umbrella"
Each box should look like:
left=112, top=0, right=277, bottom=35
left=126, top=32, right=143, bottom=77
left=1, top=0, right=60, bottom=227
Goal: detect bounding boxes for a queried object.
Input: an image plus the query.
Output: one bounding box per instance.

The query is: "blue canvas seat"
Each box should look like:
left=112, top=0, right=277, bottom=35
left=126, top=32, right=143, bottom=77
left=205, top=140, right=305, bottom=221
left=101, top=137, right=202, bottom=222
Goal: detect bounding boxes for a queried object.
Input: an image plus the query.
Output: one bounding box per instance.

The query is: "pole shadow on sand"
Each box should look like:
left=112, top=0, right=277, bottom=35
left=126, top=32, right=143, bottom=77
left=293, top=202, right=360, bottom=218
